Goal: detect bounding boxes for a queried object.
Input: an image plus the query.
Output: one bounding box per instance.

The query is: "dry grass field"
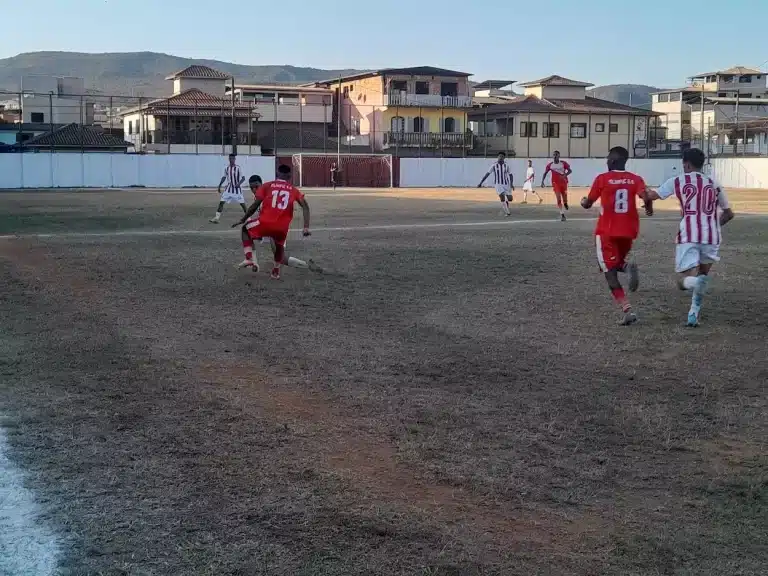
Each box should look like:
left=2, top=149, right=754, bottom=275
left=1, top=186, right=767, bottom=575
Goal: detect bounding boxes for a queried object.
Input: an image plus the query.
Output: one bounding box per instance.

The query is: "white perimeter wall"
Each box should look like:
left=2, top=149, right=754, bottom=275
left=0, top=153, right=766, bottom=189
left=401, top=157, right=768, bottom=189
left=0, top=154, right=275, bottom=189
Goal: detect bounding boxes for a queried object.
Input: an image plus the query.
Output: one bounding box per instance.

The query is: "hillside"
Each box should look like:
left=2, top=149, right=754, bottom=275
left=0, top=51, right=365, bottom=97
left=587, top=84, right=661, bottom=109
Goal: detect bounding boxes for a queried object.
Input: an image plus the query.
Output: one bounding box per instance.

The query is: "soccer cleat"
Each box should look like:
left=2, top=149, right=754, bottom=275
left=620, top=311, right=638, bottom=326
left=209, top=218, right=219, bottom=224
left=686, top=312, right=699, bottom=327
left=270, top=266, right=281, bottom=280
left=539, top=197, right=543, bottom=204
left=308, top=259, right=323, bottom=274
left=521, top=200, right=528, bottom=204
left=560, top=214, right=567, bottom=222
left=627, top=262, right=640, bottom=292
left=564, top=202, right=569, bottom=210
left=236, top=260, right=259, bottom=272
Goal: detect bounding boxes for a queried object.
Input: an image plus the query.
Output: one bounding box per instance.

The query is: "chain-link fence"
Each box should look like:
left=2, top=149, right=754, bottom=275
left=2, top=89, right=767, bottom=157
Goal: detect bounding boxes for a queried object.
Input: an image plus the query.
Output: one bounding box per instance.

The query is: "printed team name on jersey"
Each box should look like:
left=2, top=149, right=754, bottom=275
left=608, top=178, right=636, bottom=185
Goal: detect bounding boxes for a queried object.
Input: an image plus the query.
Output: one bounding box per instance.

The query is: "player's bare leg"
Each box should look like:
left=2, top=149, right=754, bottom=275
left=556, top=192, right=566, bottom=221
left=210, top=201, right=226, bottom=223
left=269, top=240, right=322, bottom=279
left=240, top=203, right=248, bottom=213
left=678, top=264, right=712, bottom=327
left=605, top=270, right=637, bottom=325
left=499, top=195, right=510, bottom=216
left=237, top=227, right=258, bottom=271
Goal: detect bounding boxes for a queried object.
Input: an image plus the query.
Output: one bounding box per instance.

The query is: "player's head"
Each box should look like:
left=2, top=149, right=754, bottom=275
left=682, top=147, right=706, bottom=173
left=248, top=174, right=262, bottom=192
left=497, top=151, right=506, bottom=163
left=607, top=146, right=629, bottom=171
left=527, top=159, right=532, bottom=166
left=553, top=151, right=560, bottom=161
left=228, top=153, right=236, bottom=165
left=276, top=164, right=292, bottom=181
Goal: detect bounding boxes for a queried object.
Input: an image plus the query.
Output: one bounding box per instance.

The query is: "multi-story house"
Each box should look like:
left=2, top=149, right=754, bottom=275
left=469, top=75, right=656, bottom=158
left=19, top=76, right=94, bottom=125
left=307, top=66, right=474, bottom=155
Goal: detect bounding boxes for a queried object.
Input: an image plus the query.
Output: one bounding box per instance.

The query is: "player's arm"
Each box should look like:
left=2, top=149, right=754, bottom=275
left=217, top=175, right=226, bottom=192
left=233, top=199, right=262, bottom=226
left=510, top=173, right=515, bottom=191
left=563, top=162, right=572, bottom=177
left=717, top=186, right=735, bottom=226
left=540, top=164, right=550, bottom=186
left=297, top=196, right=311, bottom=236
left=644, top=177, right=674, bottom=203
left=635, top=179, right=653, bottom=215
left=580, top=177, right=601, bottom=209
left=477, top=170, right=491, bottom=187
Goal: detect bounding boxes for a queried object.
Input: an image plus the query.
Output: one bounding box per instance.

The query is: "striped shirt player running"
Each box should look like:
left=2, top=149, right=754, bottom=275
left=210, top=153, right=247, bottom=223
left=478, top=151, right=514, bottom=216
left=645, top=148, right=735, bottom=327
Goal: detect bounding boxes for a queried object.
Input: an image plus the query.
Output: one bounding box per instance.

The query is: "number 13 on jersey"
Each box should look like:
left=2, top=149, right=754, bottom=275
left=271, top=189, right=290, bottom=209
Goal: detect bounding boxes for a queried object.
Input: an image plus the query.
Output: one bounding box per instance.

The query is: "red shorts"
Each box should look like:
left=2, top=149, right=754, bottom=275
left=596, top=235, right=633, bottom=272
left=552, top=180, right=568, bottom=195
left=245, top=218, right=288, bottom=247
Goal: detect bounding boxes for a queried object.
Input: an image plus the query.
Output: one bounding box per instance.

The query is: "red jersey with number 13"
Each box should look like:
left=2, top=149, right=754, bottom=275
left=254, top=180, right=304, bottom=231
left=587, top=170, right=647, bottom=239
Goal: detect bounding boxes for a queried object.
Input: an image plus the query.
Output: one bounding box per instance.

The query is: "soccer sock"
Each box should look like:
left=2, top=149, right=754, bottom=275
left=690, top=275, right=710, bottom=315
left=212, top=211, right=222, bottom=221
left=523, top=192, right=528, bottom=202
left=611, top=287, right=632, bottom=313
left=242, top=240, right=254, bottom=263
left=682, top=276, right=697, bottom=290
left=286, top=256, right=308, bottom=269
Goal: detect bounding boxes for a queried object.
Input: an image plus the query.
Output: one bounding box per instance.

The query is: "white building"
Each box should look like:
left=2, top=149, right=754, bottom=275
left=20, top=76, right=94, bottom=125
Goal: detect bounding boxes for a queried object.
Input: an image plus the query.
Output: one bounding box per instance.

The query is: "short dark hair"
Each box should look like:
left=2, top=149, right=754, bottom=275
left=553, top=150, right=560, bottom=155
left=682, top=147, right=706, bottom=170
left=248, top=174, right=262, bottom=185
left=228, top=153, right=236, bottom=159
left=609, top=146, right=630, bottom=162
left=277, top=164, right=291, bottom=175
left=497, top=151, right=506, bottom=157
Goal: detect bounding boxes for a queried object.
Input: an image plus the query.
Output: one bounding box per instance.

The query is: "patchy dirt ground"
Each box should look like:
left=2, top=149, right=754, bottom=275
left=0, top=188, right=767, bottom=575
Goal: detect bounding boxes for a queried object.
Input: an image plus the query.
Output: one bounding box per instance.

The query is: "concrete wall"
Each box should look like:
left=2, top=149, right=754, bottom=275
left=0, top=153, right=274, bottom=189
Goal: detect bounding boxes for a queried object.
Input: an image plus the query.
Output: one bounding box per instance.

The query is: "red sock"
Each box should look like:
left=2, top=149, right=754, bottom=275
left=242, top=240, right=253, bottom=261
left=611, top=287, right=631, bottom=312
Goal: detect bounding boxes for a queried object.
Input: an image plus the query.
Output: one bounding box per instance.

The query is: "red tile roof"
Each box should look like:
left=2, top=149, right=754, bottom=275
left=23, top=123, right=131, bottom=149
left=130, top=89, right=258, bottom=117
left=518, top=75, right=594, bottom=88
left=165, top=65, right=231, bottom=80
left=470, top=95, right=656, bottom=117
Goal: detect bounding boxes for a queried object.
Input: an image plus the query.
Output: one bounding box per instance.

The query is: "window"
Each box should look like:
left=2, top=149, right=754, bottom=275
left=391, top=80, right=407, bottom=92
left=595, top=123, right=605, bottom=132
left=521, top=121, right=537, bottom=137
left=570, top=123, right=587, bottom=138
left=351, top=118, right=360, bottom=135
left=128, top=120, right=133, bottom=134
left=413, top=116, right=425, bottom=133
left=415, top=81, right=429, bottom=95
left=496, top=117, right=513, bottom=136
left=543, top=122, right=560, bottom=138
left=740, top=93, right=752, bottom=98
left=722, top=75, right=734, bottom=83
left=609, top=123, right=619, bottom=133
left=30, top=112, right=44, bottom=123
left=718, top=92, right=727, bottom=97
left=391, top=116, right=405, bottom=132
left=657, top=93, right=670, bottom=103
left=440, top=82, right=458, bottom=97
left=669, top=92, right=682, bottom=102
left=739, top=75, right=752, bottom=83
left=443, top=117, right=456, bottom=133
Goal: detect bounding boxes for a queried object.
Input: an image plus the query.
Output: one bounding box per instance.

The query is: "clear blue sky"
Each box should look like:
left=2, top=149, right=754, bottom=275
left=2, top=0, right=765, bottom=90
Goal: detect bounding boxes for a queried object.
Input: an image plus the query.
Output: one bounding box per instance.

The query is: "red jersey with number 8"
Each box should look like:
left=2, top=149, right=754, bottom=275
left=254, top=180, right=304, bottom=231
left=587, top=170, right=647, bottom=239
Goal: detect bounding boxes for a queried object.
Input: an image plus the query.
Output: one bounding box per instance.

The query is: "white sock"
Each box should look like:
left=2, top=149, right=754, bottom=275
left=213, top=211, right=221, bottom=221
left=682, top=276, right=697, bottom=290
left=690, top=275, right=710, bottom=314
left=286, top=256, right=307, bottom=268
left=523, top=193, right=528, bottom=202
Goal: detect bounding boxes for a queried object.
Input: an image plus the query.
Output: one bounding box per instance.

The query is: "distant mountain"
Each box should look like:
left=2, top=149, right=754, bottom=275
left=0, top=51, right=365, bottom=97
left=587, top=84, right=661, bottom=109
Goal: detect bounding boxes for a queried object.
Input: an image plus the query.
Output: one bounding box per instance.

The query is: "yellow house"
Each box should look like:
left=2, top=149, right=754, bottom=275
left=308, top=66, right=473, bottom=155
left=469, top=75, right=658, bottom=158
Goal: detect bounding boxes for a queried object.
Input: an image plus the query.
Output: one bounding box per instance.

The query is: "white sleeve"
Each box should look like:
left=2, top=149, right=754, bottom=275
left=656, top=177, right=676, bottom=200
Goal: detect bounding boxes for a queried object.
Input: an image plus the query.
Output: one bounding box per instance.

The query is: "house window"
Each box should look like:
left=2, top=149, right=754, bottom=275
left=391, top=116, right=405, bottom=132
left=609, top=123, right=619, bottom=133
left=128, top=120, right=133, bottom=134
left=391, top=80, right=407, bottom=93
left=413, top=116, right=426, bottom=133
left=722, top=75, right=734, bottom=83
left=440, top=82, right=458, bottom=97
left=521, top=121, right=537, bottom=137
left=351, top=118, right=361, bottom=135
left=31, top=112, right=44, bottom=123
left=543, top=122, right=560, bottom=138
left=718, top=92, right=727, bottom=97
left=443, top=117, right=456, bottom=133
left=570, top=123, right=587, bottom=138
left=658, top=93, right=670, bottom=103
left=595, top=123, right=605, bottom=132
left=739, top=75, right=752, bottom=83
left=415, top=81, right=429, bottom=95
left=669, top=92, right=682, bottom=102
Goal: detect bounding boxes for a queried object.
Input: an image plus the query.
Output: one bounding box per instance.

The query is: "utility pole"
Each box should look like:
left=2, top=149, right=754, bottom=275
left=336, top=75, right=342, bottom=165
left=231, top=77, right=237, bottom=156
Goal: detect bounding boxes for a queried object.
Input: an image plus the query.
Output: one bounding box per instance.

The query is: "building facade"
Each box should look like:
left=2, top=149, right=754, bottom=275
left=19, top=76, right=94, bottom=125
left=469, top=75, right=655, bottom=158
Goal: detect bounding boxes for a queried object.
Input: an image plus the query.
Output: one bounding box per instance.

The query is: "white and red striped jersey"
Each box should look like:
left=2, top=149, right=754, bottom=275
left=223, top=164, right=243, bottom=192
left=656, top=172, right=730, bottom=245
left=488, top=161, right=511, bottom=186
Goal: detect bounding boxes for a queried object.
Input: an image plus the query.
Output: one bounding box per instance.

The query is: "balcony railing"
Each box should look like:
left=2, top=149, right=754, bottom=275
left=384, top=93, right=473, bottom=108
left=383, top=131, right=473, bottom=148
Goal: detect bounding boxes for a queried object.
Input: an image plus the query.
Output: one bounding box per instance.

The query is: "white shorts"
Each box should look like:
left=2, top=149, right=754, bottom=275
left=495, top=184, right=511, bottom=197
left=675, top=243, right=720, bottom=273
left=220, top=188, right=245, bottom=204
left=522, top=181, right=534, bottom=192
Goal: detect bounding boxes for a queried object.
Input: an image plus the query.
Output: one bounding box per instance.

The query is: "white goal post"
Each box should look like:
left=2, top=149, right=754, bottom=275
left=292, top=153, right=393, bottom=188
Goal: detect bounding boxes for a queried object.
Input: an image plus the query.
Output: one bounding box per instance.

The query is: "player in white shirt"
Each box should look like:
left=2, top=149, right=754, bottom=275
left=477, top=151, right=514, bottom=216
left=521, top=159, right=543, bottom=204
left=645, top=148, right=735, bottom=327
left=210, top=154, right=247, bottom=223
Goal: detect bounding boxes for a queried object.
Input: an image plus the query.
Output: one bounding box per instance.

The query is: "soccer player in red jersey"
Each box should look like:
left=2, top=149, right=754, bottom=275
left=541, top=151, right=572, bottom=221
left=644, top=148, right=734, bottom=327
left=581, top=146, right=652, bottom=325
left=233, top=164, right=321, bottom=279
